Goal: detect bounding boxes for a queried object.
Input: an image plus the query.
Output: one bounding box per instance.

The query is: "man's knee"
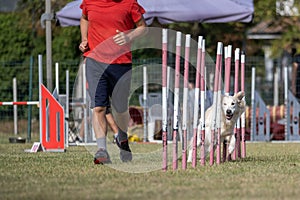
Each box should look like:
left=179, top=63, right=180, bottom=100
left=93, top=106, right=106, bottom=114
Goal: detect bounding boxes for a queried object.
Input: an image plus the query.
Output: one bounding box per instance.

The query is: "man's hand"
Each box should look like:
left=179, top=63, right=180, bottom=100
left=113, top=30, right=130, bottom=46
left=79, top=40, right=89, bottom=52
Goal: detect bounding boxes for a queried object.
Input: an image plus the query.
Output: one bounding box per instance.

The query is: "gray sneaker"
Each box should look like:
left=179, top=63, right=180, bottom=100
left=94, top=148, right=112, bottom=164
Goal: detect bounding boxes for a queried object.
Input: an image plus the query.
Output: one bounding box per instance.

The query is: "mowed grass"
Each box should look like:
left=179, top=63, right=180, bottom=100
left=1, top=133, right=300, bottom=200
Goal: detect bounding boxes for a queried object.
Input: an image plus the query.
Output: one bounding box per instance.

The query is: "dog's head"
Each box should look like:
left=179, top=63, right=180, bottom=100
left=222, top=91, right=245, bottom=120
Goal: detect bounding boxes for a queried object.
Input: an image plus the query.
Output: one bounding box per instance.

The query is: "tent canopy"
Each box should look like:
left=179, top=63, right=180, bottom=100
left=56, top=0, right=254, bottom=27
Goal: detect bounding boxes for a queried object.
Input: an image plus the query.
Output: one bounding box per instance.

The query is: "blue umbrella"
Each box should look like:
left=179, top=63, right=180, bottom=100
left=56, top=0, right=254, bottom=27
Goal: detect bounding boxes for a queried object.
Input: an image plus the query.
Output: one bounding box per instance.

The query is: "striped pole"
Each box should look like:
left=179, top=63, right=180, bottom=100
left=232, top=48, right=240, bottom=160
left=215, top=42, right=223, bottom=165
left=224, top=45, right=232, bottom=95
left=210, top=42, right=223, bottom=166
left=0, top=101, right=39, bottom=106
left=172, top=31, right=181, bottom=170
left=162, top=29, right=168, bottom=171
left=182, top=34, right=191, bottom=170
left=199, top=39, right=206, bottom=166
left=223, top=45, right=232, bottom=162
left=192, top=36, right=203, bottom=168
left=224, top=46, right=231, bottom=95
left=240, top=52, right=246, bottom=158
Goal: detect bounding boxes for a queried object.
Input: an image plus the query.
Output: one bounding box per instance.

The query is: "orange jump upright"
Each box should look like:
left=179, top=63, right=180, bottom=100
left=41, top=84, right=65, bottom=152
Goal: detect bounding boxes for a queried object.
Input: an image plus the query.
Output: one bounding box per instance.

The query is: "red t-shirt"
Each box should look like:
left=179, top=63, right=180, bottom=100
left=80, top=0, right=145, bottom=64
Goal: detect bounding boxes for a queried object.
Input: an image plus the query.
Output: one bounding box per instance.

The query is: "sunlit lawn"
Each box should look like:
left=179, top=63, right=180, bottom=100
left=1, top=133, right=300, bottom=200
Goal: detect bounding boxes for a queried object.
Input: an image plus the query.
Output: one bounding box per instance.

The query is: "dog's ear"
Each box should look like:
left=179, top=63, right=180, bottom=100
left=235, top=91, right=245, bottom=101
left=235, top=91, right=245, bottom=110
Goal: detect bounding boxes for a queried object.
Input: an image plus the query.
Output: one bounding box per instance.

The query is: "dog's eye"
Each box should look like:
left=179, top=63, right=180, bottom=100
left=223, top=103, right=227, bottom=106
left=231, top=102, right=235, bottom=106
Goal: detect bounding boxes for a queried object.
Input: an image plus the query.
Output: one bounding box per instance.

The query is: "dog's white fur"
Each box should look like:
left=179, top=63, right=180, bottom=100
left=187, top=91, right=245, bottom=162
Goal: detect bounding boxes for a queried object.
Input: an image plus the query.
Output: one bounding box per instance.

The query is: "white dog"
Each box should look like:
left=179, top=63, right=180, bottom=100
left=187, top=91, right=245, bottom=162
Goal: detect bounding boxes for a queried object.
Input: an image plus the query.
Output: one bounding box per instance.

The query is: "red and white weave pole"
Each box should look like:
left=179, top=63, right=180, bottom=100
left=182, top=34, right=191, bottom=170
left=162, top=29, right=168, bottom=171
left=172, top=31, right=181, bottom=170
left=223, top=45, right=232, bottom=162
left=199, top=39, right=206, bottom=166
left=240, top=53, right=246, bottom=158
left=224, top=45, right=232, bottom=96
left=224, top=47, right=229, bottom=95
left=0, top=101, right=39, bottom=106
left=215, top=42, right=223, bottom=165
left=210, top=42, right=223, bottom=166
left=232, top=48, right=240, bottom=160
left=192, top=36, right=203, bottom=168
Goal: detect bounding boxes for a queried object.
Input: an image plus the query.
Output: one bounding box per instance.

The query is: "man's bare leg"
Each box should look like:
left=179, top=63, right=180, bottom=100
left=114, top=110, right=130, bottom=140
left=93, top=106, right=107, bottom=138
left=79, top=110, right=119, bottom=142
left=106, top=112, right=119, bottom=134
left=93, top=106, right=111, bottom=164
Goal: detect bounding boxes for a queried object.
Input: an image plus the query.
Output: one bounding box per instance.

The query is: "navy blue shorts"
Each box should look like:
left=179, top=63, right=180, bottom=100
left=85, top=58, right=132, bottom=113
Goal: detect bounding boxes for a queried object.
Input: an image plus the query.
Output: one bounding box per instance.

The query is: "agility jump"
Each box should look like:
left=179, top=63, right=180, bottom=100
left=0, top=55, right=69, bottom=152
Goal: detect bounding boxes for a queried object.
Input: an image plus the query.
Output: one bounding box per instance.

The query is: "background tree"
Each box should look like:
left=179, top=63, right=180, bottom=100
left=0, top=0, right=299, bottom=106
left=253, top=0, right=300, bottom=56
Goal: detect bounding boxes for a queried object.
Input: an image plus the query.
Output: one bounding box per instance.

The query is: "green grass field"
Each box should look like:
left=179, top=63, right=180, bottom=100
left=1, top=133, right=300, bottom=200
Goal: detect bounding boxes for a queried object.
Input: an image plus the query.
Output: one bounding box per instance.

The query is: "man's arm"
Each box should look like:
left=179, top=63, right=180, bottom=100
left=79, top=14, right=89, bottom=52
left=127, top=17, right=148, bottom=41
left=113, top=17, right=147, bottom=46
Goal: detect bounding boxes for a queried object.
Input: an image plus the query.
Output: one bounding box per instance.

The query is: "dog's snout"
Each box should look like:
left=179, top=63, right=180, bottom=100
left=226, top=109, right=232, bottom=115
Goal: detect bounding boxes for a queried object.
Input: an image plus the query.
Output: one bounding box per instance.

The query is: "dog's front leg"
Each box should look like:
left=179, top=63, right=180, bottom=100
left=187, top=138, right=193, bottom=163
left=228, top=135, right=236, bottom=155
left=187, top=127, right=202, bottom=163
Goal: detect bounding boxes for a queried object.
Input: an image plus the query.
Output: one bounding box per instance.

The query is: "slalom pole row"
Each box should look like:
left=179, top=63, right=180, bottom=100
left=161, top=29, right=247, bottom=171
